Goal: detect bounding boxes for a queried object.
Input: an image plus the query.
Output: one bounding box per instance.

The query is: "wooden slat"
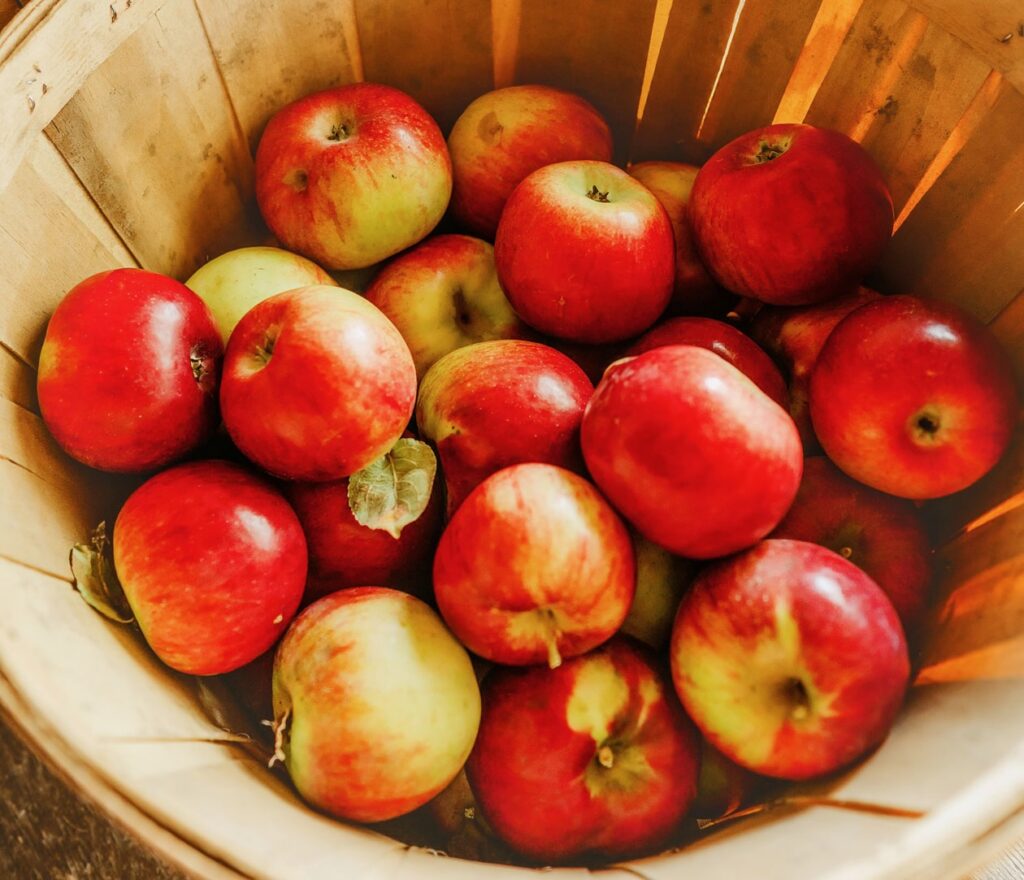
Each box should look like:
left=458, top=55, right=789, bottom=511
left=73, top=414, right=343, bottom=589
left=990, top=289, right=1024, bottom=383
left=515, top=0, right=658, bottom=164
left=805, top=0, right=991, bottom=214
left=0, top=136, right=136, bottom=368
left=47, top=0, right=260, bottom=280
left=194, top=0, right=360, bottom=153
left=685, top=0, right=823, bottom=158
left=632, top=0, right=740, bottom=162
left=906, top=0, right=1024, bottom=95
left=0, top=1, right=22, bottom=31
left=878, top=77, right=1024, bottom=323
left=355, top=0, right=492, bottom=135
left=0, top=345, right=36, bottom=413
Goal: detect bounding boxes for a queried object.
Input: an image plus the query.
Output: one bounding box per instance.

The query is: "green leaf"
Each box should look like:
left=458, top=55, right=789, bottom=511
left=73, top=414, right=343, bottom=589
left=347, top=438, right=437, bottom=540
left=69, top=521, right=134, bottom=624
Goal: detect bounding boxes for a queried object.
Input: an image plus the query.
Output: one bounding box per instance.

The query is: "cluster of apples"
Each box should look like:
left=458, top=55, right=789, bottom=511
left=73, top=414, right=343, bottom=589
left=36, top=79, right=1019, bottom=866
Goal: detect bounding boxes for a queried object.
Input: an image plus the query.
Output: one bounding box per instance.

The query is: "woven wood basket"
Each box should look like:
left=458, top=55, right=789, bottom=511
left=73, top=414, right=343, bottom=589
left=0, top=0, right=1022, bottom=877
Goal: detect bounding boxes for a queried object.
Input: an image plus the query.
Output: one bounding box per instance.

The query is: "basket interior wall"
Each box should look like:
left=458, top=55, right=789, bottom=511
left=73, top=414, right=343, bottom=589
left=0, top=1, right=1022, bottom=878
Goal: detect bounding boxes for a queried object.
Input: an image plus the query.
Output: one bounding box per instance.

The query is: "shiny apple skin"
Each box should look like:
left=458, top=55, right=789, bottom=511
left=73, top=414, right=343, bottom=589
left=690, top=124, right=893, bottom=305
left=364, top=234, right=524, bottom=379
left=671, top=539, right=910, bottom=780
left=495, top=160, right=674, bottom=344
left=582, top=346, right=802, bottom=559
left=448, top=85, right=613, bottom=239
left=272, top=587, right=481, bottom=823
left=220, top=285, right=416, bottom=481
left=467, top=637, right=700, bottom=863
left=628, top=160, right=734, bottom=317
left=749, top=287, right=881, bottom=447
left=255, top=83, right=452, bottom=270
left=433, top=464, right=634, bottom=667
left=37, top=269, right=221, bottom=472
left=771, top=456, right=932, bottom=632
left=286, top=472, right=442, bottom=602
left=627, top=316, right=788, bottom=408
left=417, top=339, right=593, bottom=515
left=809, top=295, right=1019, bottom=499
left=112, top=460, right=307, bottom=675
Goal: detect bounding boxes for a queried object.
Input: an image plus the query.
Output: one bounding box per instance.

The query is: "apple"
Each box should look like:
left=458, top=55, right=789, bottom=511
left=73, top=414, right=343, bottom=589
left=433, top=463, right=634, bottom=668
left=185, top=245, right=335, bottom=345
left=467, top=637, right=700, bottom=862
left=692, top=742, right=759, bottom=823
left=582, top=346, right=802, bottom=559
left=271, top=587, right=480, bottom=822
left=495, top=160, right=674, bottom=343
left=364, top=234, right=524, bottom=379
left=220, top=285, right=416, bottom=481
left=771, top=456, right=932, bottom=632
left=671, top=539, right=910, bottom=780
left=255, top=83, right=452, bottom=270
left=37, top=268, right=221, bottom=472
left=748, top=287, right=881, bottom=447
left=627, top=160, right=734, bottom=317
left=286, top=454, right=443, bottom=603
left=112, top=460, right=307, bottom=675
left=809, top=294, right=1019, bottom=498
left=689, top=124, right=893, bottom=305
left=447, top=85, right=612, bottom=239
left=626, top=316, right=789, bottom=408
left=620, top=532, right=694, bottom=650
left=416, top=339, right=592, bottom=515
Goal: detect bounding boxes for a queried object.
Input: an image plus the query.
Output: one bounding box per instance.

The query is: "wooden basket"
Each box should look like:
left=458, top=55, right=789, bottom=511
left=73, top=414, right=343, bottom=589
left=0, top=0, right=1022, bottom=877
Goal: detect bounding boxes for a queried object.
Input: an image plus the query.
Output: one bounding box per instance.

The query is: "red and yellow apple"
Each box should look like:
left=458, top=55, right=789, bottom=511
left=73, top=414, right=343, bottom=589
left=220, top=285, right=416, bottom=481
left=582, top=346, right=802, bottom=558
left=272, top=587, right=480, bottom=822
left=495, top=160, right=674, bottom=343
left=433, top=463, right=634, bottom=668
left=255, top=83, right=452, bottom=270
left=37, top=268, right=221, bottom=472
left=671, top=539, right=910, bottom=780
left=364, top=234, right=524, bottom=378
left=689, top=124, right=893, bottom=305
left=112, top=460, right=307, bottom=675
left=447, top=85, right=612, bottom=239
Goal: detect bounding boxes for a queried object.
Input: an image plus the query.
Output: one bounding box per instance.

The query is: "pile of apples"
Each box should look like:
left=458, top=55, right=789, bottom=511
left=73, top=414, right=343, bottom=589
left=37, top=80, right=1019, bottom=865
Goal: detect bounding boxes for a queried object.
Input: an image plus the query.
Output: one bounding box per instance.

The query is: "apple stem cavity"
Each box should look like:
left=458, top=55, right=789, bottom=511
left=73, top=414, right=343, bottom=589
left=328, top=122, right=350, bottom=142
left=839, top=546, right=854, bottom=559
left=783, top=677, right=812, bottom=722
left=910, top=408, right=943, bottom=445
left=753, top=140, right=788, bottom=163
left=597, top=744, right=615, bottom=769
left=585, top=184, right=610, bottom=203
left=252, top=330, right=277, bottom=369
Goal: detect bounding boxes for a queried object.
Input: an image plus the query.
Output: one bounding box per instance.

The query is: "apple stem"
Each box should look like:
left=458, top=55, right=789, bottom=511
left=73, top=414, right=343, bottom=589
left=541, top=608, right=563, bottom=669
left=585, top=184, right=610, bottom=203
left=264, top=708, right=290, bottom=769
left=597, top=745, right=615, bottom=769
left=839, top=546, right=853, bottom=559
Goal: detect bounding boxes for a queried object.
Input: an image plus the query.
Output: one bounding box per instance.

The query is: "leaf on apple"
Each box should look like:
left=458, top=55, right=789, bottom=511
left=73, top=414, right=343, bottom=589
left=347, top=438, right=437, bottom=539
left=69, top=522, right=133, bottom=624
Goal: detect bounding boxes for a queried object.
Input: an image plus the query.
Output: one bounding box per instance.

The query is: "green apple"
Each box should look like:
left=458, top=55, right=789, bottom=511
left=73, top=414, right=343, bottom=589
left=620, top=531, right=694, bottom=649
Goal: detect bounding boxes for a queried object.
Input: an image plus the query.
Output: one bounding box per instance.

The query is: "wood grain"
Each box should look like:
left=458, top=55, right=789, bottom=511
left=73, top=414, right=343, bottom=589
left=515, top=0, right=658, bottom=164
left=0, top=1, right=22, bottom=31
left=195, top=0, right=360, bottom=153
left=47, top=0, right=260, bottom=279
left=355, top=0, right=492, bottom=134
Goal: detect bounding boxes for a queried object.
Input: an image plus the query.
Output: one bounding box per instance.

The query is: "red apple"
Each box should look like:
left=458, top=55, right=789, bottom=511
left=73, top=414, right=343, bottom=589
left=447, top=85, right=612, bottom=239
left=671, top=539, right=910, bottom=780
left=255, top=83, right=452, bottom=270
left=467, top=637, right=700, bottom=862
left=112, top=460, right=307, bottom=675
left=627, top=160, right=734, bottom=317
left=37, top=268, right=221, bottom=472
left=809, top=294, right=1019, bottom=498
left=748, top=287, right=881, bottom=447
left=771, top=456, right=932, bottom=632
left=626, top=316, right=788, bottom=408
left=582, top=346, right=802, bottom=559
left=433, top=463, right=634, bottom=668
left=272, top=587, right=480, bottom=822
left=495, top=160, right=674, bottom=343
left=689, top=124, right=893, bottom=305
left=220, top=285, right=416, bottom=481
left=416, top=339, right=592, bottom=515
left=286, top=458, right=443, bottom=603
left=364, top=234, right=524, bottom=379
